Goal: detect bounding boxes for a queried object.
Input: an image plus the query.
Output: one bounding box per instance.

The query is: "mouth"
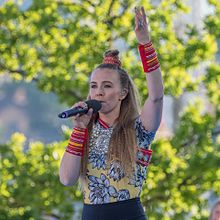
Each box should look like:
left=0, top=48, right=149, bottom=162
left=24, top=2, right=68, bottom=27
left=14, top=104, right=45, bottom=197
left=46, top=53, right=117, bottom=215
left=96, top=100, right=105, bottom=103
left=97, top=101, right=105, bottom=108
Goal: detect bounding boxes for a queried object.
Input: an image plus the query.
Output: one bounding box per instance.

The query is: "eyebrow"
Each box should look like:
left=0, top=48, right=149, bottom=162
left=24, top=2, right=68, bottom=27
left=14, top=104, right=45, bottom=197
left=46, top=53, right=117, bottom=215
left=90, top=81, right=113, bottom=84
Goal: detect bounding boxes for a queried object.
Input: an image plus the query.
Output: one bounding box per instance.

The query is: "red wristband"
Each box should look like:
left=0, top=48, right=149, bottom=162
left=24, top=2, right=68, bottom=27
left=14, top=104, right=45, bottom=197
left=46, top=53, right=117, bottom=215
left=138, top=41, right=160, bottom=73
left=65, top=127, right=88, bottom=157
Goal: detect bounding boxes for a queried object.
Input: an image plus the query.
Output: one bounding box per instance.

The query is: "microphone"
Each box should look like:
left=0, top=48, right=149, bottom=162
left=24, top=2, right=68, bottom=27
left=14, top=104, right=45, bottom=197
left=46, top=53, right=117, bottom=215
left=58, top=99, right=101, bottom=119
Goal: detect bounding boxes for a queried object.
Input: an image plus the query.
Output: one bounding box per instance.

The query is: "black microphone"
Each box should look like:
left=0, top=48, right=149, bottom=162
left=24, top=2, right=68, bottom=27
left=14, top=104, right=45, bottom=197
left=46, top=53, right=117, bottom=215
left=58, top=99, right=101, bottom=119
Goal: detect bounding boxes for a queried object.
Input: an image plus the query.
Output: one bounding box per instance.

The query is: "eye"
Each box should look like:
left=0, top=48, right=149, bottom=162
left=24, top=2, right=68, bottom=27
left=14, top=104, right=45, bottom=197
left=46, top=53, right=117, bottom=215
left=90, top=84, right=97, bottom=88
left=104, top=84, right=112, bottom=88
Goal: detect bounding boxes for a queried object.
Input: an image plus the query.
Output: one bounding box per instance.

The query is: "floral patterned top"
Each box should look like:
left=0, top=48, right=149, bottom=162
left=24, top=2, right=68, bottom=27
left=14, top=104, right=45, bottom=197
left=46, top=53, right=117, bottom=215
left=82, top=116, right=156, bottom=204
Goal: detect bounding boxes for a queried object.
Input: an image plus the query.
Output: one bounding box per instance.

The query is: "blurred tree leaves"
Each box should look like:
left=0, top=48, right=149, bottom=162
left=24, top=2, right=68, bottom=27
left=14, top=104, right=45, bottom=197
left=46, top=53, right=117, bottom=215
left=143, top=101, right=220, bottom=219
left=0, top=0, right=217, bottom=103
left=0, top=0, right=220, bottom=219
left=0, top=132, right=82, bottom=220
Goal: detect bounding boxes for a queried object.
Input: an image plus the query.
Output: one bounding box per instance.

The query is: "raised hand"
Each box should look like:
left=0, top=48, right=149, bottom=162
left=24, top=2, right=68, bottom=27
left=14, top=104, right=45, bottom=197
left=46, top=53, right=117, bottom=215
left=134, top=6, right=151, bottom=44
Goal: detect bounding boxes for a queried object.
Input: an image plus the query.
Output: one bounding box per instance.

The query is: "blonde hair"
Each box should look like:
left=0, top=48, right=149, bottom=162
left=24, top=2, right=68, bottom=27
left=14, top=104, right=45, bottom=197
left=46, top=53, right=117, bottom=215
left=80, top=50, right=141, bottom=180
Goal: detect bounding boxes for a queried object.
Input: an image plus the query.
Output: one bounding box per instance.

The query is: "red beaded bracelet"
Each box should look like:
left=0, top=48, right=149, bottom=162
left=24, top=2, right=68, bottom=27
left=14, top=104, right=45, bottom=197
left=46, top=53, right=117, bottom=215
left=65, top=127, right=88, bottom=157
left=138, top=41, right=160, bottom=73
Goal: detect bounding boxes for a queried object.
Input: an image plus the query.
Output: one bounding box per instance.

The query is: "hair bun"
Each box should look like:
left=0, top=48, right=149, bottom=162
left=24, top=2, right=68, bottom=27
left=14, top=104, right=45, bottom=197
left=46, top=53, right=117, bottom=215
left=103, top=49, right=121, bottom=68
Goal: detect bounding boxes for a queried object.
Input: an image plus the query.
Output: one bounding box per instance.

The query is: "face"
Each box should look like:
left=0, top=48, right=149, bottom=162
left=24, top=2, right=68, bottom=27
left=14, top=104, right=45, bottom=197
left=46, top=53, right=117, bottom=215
left=212, top=204, right=220, bottom=220
left=89, top=68, right=125, bottom=115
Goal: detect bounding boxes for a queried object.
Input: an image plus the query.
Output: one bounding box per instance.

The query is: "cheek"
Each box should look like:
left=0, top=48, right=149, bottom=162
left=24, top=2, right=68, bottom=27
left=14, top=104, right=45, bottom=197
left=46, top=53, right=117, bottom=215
left=108, top=92, right=120, bottom=101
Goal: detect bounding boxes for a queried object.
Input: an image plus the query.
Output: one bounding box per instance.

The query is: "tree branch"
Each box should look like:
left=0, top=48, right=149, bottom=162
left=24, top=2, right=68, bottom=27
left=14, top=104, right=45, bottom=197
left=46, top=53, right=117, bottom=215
left=104, top=1, right=129, bottom=26
left=43, top=212, right=61, bottom=220
left=144, top=194, right=170, bottom=204
left=107, top=0, right=116, bottom=17
left=0, top=63, right=26, bottom=77
left=85, top=0, right=96, bottom=8
left=66, top=89, right=83, bottom=100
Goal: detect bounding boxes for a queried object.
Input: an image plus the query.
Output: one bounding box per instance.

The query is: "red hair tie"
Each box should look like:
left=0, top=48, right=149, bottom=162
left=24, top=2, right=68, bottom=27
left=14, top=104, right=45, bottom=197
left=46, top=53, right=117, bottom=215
left=103, top=56, right=121, bottom=68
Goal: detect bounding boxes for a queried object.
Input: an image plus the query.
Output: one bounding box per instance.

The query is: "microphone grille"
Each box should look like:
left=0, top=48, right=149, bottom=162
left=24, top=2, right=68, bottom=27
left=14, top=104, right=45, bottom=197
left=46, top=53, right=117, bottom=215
left=85, top=100, right=102, bottom=113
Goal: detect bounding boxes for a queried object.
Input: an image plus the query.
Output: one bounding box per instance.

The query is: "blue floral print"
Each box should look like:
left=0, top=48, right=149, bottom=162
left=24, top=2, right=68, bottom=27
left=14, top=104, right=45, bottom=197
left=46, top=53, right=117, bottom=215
left=135, top=117, right=156, bottom=148
left=108, top=161, right=125, bottom=181
left=88, top=152, right=106, bottom=170
left=84, top=116, right=156, bottom=204
left=88, top=173, right=117, bottom=204
left=87, top=173, right=131, bottom=204
left=129, top=165, right=147, bottom=187
left=117, top=189, right=130, bottom=201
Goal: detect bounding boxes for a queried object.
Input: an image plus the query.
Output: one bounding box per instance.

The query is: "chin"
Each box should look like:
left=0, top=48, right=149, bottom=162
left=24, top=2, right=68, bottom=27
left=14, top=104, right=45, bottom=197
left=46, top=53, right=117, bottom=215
left=99, top=109, right=107, bottom=114
left=99, top=107, right=110, bottom=114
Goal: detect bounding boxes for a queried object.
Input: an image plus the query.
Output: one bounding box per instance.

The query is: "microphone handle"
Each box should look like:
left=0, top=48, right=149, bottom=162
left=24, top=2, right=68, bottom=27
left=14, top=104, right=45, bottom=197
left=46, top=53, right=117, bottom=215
left=58, top=107, right=88, bottom=118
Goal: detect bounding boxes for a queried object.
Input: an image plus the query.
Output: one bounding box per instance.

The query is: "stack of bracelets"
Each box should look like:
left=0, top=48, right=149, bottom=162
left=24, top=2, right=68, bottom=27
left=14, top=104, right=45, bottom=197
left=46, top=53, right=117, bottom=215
left=138, top=41, right=160, bottom=73
left=65, top=127, right=88, bottom=157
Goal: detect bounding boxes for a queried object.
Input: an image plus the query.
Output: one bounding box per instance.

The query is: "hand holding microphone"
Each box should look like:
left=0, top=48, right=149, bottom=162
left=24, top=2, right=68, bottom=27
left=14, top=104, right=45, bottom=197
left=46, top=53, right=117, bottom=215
left=58, top=99, right=102, bottom=129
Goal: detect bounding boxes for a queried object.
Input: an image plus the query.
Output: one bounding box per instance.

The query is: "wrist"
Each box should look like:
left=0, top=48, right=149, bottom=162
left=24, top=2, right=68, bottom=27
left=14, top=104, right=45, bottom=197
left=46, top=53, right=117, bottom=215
left=65, top=127, right=88, bottom=157
left=138, top=41, right=160, bottom=73
left=138, top=38, right=151, bottom=45
left=74, top=126, right=87, bottom=131
left=73, top=122, right=87, bottom=130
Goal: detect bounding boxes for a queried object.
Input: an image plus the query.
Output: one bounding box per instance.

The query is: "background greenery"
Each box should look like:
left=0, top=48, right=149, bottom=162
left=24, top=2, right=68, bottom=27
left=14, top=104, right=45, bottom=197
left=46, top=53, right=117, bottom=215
left=0, top=0, right=220, bottom=219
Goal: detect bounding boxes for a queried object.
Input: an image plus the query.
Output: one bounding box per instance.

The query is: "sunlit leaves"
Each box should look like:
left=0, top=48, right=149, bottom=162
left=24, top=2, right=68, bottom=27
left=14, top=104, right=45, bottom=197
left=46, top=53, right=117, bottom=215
left=143, top=101, right=220, bottom=219
left=204, top=64, right=220, bottom=118
left=205, top=0, right=220, bottom=38
left=1, top=0, right=218, bottom=104
left=1, top=0, right=220, bottom=219
left=0, top=133, right=81, bottom=220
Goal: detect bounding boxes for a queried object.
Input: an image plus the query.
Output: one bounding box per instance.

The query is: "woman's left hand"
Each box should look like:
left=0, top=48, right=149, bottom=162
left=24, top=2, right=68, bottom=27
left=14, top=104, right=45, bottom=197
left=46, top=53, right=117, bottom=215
left=134, top=6, right=151, bottom=45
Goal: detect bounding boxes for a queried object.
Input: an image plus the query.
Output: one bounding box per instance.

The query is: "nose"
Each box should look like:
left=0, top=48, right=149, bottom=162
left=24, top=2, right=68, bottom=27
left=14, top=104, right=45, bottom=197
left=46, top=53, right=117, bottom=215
left=95, top=87, right=104, bottom=97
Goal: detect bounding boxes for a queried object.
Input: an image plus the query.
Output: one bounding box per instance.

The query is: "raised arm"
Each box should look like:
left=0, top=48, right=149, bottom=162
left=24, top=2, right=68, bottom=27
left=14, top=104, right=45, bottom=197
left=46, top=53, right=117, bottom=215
left=135, top=7, right=164, bottom=132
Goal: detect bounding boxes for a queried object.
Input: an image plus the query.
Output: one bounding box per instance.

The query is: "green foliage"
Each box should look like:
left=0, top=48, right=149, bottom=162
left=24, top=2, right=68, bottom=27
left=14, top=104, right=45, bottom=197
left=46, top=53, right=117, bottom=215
left=0, top=132, right=82, bottom=220
left=205, top=0, right=220, bottom=38
left=0, top=0, right=217, bottom=103
left=203, top=0, right=220, bottom=123
left=142, top=101, right=220, bottom=219
left=0, top=0, right=220, bottom=219
left=204, top=64, right=220, bottom=119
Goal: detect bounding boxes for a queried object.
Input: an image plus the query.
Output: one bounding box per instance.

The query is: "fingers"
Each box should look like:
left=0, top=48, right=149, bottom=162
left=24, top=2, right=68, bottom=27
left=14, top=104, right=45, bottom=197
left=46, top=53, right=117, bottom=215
left=134, top=14, right=139, bottom=29
left=71, top=101, right=88, bottom=109
left=71, top=101, right=93, bottom=120
left=71, top=101, right=87, bottom=121
left=135, top=7, right=141, bottom=23
left=135, top=7, right=147, bottom=21
left=141, top=7, right=147, bottom=24
left=135, top=6, right=147, bottom=29
left=135, top=8, right=141, bottom=24
left=72, top=106, right=93, bottom=129
left=86, top=108, right=93, bottom=118
left=135, top=9, right=142, bottom=29
left=74, top=108, right=93, bottom=120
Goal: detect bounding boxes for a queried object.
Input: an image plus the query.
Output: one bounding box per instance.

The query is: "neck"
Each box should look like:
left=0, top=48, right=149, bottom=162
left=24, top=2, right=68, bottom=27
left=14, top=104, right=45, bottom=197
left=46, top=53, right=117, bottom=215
left=98, top=112, right=120, bottom=127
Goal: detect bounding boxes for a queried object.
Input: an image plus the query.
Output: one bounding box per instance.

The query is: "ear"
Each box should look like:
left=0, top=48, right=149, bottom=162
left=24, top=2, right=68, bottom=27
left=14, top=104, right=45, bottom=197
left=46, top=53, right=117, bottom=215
left=120, top=89, right=128, bottom=100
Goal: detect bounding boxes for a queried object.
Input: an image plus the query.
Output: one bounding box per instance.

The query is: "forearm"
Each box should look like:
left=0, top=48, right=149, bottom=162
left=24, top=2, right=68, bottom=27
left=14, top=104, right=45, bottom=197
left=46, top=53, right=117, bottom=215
left=146, top=68, right=164, bottom=102
left=59, top=152, right=82, bottom=186
left=138, top=41, right=164, bottom=101
left=59, top=127, right=88, bottom=186
left=138, top=42, right=164, bottom=131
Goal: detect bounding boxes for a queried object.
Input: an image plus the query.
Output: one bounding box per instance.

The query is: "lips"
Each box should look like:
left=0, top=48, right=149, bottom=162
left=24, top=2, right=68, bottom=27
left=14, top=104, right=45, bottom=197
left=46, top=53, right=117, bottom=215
left=96, top=100, right=105, bottom=103
left=97, top=101, right=105, bottom=108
